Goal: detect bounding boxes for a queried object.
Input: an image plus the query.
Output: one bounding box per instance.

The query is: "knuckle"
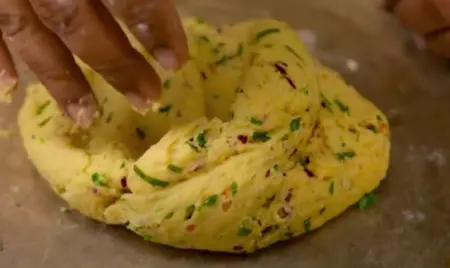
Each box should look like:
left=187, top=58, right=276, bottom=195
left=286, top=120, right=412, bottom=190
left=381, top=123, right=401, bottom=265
left=0, top=12, right=32, bottom=38
left=30, top=0, right=82, bottom=35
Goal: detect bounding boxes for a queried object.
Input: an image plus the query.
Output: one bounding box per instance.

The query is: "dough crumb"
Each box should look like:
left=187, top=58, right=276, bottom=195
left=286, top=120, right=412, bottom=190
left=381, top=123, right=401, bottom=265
left=345, top=59, right=359, bottom=72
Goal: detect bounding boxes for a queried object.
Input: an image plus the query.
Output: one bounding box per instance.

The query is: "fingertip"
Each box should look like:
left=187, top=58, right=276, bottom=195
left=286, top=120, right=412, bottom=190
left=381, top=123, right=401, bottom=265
left=153, top=47, right=179, bottom=70
left=65, top=94, right=97, bottom=128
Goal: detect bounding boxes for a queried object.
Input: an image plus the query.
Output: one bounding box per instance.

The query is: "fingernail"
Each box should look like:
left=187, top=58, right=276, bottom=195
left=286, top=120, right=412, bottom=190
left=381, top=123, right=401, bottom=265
left=125, top=91, right=153, bottom=115
left=153, top=48, right=178, bottom=70
left=66, top=95, right=96, bottom=128
left=0, top=71, right=18, bottom=103
left=411, top=34, right=426, bottom=50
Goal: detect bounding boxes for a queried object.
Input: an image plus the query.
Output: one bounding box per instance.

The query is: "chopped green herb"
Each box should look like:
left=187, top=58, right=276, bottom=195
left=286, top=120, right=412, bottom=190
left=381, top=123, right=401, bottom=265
left=120, top=162, right=126, bottom=169
left=203, top=195, right=218, bottom=207
left=35, top=100, right=51, bottom=115
left=196, top=131, right=207, bottom=148
left=230, top=182, right=238, bottom=196
left=334, top=99, right=350, bottom=114
left=304, top=217, right=312, bottom=232
left=299, top=87, right=309, bottom=94
left=163, top=79, right=171, bottom=89
left=91, top=173, right=108, bottom=187
left=255, top=28, right=281, bottom=41
left=165, top=212, right=174, bottom=220
left=358, top=192, right=376, bottom=210
left=273, top=164, right=280, bottom=171
left=329, top=181, right=335, bottom=195
left=252, top=131, right=270, bottom=142
left=38, top=116, right=53, bottom=127
left=167, top=164, right=183, bottom=173
left=237, top=226, right=252, bottom=236
left=336, top=151, right=356, bottom=161
left=185, top=204, right=196, bottom=220
left=105, top=113, right=113, bottom=123
left=250, top=117, right=264, bottom=126
left=236, top=43, right=244, bottom=57
left=285, top=45, right=305, bottom=64
left=290, top=117, right=301, bottom=131
left=136, top=127, right=146, bottom=140
left=159, top=104, right=172, bottom=113
left=215, top=55, right=232, bottom=66
left=199, top=35, right=210, bottom=42
left=321, top=93, right=333, bottom=110
left=133, top=165, right=169, bottom=187
left=143, top=235, right=152, bottom=241
left=366, top=124, right=379, bottom=133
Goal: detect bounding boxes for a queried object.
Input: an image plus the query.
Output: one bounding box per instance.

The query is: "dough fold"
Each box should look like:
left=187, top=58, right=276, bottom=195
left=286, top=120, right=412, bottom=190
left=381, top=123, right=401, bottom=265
left=18, top=18, right=390, bottom=253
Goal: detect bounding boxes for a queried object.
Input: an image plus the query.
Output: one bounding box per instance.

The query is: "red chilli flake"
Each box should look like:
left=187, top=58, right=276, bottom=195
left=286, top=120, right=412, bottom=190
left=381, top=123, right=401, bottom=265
left=237, top=135, right=248, bottom=144
left=186, top=224, right=196, bottom=232
left=265, top=169, right=271, bottom=177
left=120, top=177, right=128, bottom=188
left=285, top=77, right=296, bottom=89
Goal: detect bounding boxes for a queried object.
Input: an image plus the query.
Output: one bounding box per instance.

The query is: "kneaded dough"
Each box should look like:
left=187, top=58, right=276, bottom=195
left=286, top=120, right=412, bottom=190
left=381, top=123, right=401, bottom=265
left=18, top=18, right=390, bottom=253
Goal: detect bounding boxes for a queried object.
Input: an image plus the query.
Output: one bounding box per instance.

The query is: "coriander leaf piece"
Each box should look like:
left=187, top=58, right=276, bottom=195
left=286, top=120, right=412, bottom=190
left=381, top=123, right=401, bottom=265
left=91, top=173, right=108, bottom=187
left=358, top=192, right=376, bottom=210
left=255, top=28, right=281, bottom=41
left=203, top=195, right=218, bottom=207
left=252, top=131, right=271, bottom=142
left=168, top=164, right=183, bottom=173
left=250, top=117, right=264, bottom=126
left=238, top=226, right=252, bottom=236
left=290, top=117, right=301, bottom=131
left=196, top=131, right=207, bottom=148
left=133, top=165, right=169, bottom=187
left=336, top=151, right=356, bottom=161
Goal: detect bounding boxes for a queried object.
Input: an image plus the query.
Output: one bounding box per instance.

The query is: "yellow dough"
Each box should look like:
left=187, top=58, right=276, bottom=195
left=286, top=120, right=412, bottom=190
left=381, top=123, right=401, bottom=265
left=18, top=19, right=390, bottom=253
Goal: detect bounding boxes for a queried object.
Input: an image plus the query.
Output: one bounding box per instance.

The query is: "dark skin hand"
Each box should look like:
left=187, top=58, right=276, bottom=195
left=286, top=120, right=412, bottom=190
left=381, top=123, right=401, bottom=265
left=0, top=0, right=188, bottom=127
left=385, top=0, right=450, bottom=57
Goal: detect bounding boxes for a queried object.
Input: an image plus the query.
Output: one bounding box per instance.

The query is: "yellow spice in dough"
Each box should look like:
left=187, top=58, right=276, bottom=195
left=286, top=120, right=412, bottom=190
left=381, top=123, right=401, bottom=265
left=18, top=18, right=390, bottom=253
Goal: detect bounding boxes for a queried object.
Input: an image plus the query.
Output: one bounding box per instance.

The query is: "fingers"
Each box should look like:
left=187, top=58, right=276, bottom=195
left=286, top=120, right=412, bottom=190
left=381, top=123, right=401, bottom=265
left=104, top=0, right=188, bottom=70
left=29, top=0, right=162, bottom=111
left=426, top=30, right=450, bottom=58
left=433, top=0, right=450, bottom=21
left=0, top=35, right=18, bottom=102
left=393, top=0, right=450, bottom=35
left=0, top=0, right=96, bottom=126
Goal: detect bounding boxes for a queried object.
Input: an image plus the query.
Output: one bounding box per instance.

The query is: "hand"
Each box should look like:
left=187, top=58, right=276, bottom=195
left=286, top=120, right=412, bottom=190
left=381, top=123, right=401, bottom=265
left=0, top=0, right=188, bottom=127
left=386, top=0, right=450, bottom=58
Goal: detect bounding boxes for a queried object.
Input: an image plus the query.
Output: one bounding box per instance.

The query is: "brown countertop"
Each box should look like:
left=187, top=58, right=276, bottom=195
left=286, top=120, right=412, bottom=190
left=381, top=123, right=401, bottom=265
left=1, top=0, right=449, bottom=267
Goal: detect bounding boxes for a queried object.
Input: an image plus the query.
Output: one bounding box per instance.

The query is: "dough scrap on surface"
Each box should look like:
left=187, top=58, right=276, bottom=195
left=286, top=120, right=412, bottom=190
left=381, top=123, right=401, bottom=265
left=18, top=18, right=391, bottom=253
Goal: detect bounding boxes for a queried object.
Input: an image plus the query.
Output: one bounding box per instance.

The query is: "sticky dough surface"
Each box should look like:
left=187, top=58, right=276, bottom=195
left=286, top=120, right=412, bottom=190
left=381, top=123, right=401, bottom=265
left=18, top=19, right=390, bottom=253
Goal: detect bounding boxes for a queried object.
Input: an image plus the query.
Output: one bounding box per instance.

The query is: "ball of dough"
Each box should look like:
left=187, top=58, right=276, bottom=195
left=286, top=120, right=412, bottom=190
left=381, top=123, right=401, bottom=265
left=18, top=18, right=390, bottom=253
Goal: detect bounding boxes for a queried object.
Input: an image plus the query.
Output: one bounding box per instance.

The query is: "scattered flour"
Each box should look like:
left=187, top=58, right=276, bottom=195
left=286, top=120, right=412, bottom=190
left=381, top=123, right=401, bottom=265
left=401, top=209, right=426, bottom=223
left=405, top=145, right=447, bottom=167
left=296, top=28, right=317, bottom=52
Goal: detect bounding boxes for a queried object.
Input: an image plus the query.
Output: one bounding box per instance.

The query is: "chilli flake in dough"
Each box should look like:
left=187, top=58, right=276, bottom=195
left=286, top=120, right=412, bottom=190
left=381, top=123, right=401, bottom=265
left=18, top=19, right=390, bottom=253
